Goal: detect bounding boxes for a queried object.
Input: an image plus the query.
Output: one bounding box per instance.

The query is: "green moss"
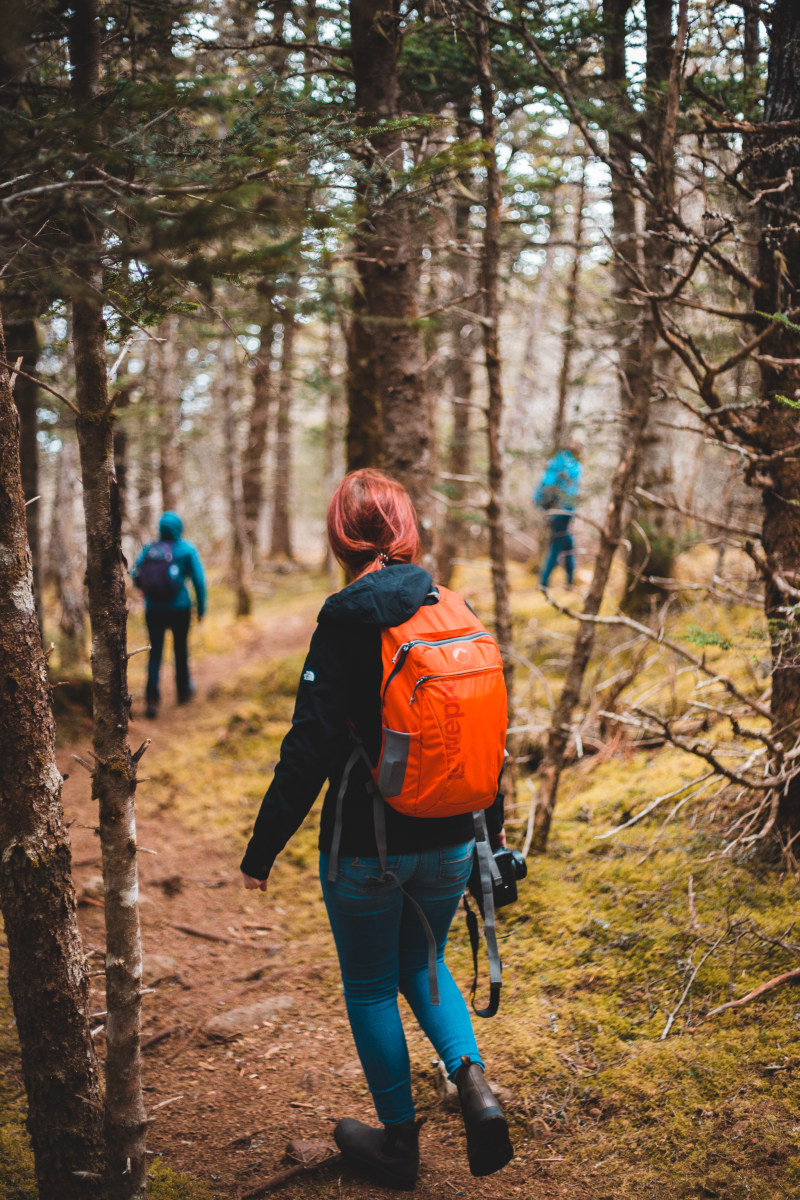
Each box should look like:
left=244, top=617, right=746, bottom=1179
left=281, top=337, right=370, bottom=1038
left=0, top=948, right=36, bottom=1200
left=147, top=1158, right=220, bottom=1200
left=0, top=1120, right=37, bottom=1200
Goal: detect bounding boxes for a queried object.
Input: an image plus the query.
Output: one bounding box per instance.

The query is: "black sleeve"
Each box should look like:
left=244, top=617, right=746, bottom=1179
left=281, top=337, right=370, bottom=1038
left=240, top=625, right=349, bottom=880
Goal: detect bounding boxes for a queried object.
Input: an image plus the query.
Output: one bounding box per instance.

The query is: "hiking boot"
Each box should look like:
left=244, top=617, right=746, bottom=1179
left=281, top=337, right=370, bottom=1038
left=145, top=699, right=158, bottom=719
left=177, top=681, right=196, bottom=705
left=455, top=1056, right=513, bottom=1177
left=334, top=1116, right=422, bottom=1191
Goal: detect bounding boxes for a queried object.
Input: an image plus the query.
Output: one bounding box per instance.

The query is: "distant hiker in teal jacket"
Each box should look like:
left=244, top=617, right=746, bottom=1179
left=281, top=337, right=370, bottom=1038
left=132, top=511, right=207, bottom=718
left=533, top=442, right=583, bottom=589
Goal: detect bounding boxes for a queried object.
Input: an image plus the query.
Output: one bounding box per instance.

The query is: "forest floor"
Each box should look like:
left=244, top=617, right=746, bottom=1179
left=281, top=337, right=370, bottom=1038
left=3, top=559, right=800, bottom=1200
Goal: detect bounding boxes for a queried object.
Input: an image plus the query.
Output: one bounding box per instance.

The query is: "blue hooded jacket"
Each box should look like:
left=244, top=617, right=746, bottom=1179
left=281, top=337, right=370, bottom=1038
left=134, top=512, right=207, bottom=616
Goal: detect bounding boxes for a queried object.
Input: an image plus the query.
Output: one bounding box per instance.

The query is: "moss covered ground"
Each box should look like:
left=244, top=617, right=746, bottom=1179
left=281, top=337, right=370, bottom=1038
left=2, top=558, right=799, bottom=1197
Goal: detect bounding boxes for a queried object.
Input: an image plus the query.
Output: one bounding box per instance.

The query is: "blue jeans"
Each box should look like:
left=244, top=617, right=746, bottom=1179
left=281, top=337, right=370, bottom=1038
left=541, top=532, right=575, bottom=587
left=319, top=842, right=483, bottom=1126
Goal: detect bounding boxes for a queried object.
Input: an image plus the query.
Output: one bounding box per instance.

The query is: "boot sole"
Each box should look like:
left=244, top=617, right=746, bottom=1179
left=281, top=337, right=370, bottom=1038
left=466, top=1111, right=514, bottom=1177
left=333, top=1128, right=418, bottom=1191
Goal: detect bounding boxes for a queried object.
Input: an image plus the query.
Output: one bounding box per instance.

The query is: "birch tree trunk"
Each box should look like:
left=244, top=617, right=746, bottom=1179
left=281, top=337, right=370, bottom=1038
left=5, top=315, right=44, bottom=636
left=0, top=308, right=105, bottom=1200
left=269, top=312, right=295, bottom=562
left=347, top=0, right=433, bottom=555
left=49, top=436, right=87, bottom=667
left=220, top=337, right=253, bottom=615
left=68, top=2, right=147, bottom=1193
left=475, top=4, right=514, bottom=697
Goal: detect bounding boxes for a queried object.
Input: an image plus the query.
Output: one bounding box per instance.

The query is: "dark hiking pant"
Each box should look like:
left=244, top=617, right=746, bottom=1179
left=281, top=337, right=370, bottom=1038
left=145, top=608, right=192, bottom=703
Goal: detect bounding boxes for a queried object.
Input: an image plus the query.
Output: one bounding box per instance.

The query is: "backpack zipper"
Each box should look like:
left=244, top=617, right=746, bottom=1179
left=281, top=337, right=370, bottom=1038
left=409, top=664, right=498, bottom=705
left=383, top=632, right=494, bottom=698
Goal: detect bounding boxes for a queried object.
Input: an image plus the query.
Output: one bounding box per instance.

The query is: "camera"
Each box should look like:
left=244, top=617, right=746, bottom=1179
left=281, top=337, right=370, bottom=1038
left=468, top=845, right=527, bottom=914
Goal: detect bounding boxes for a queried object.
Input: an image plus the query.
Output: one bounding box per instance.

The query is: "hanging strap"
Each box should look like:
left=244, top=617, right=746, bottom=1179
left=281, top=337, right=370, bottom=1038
left=327, top=744, right=362, bottom=883
left=467, top=809, right=503, bottom=1018
left=373, top=791, right=441, bottom=1006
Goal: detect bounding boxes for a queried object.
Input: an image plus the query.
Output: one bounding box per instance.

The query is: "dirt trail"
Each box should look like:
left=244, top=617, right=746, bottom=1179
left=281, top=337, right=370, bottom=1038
left=58, top=595, right=559, bottom=1199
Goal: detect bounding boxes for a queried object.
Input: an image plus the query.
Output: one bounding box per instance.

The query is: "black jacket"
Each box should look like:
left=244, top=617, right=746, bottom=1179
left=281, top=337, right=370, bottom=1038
left=240, top=564, right=504, bottom=881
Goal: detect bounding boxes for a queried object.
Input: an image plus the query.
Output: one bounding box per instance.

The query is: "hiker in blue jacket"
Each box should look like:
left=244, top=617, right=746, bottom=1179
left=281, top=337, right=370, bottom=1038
left=533, top=442, right=582, bottom=589
left=132, top=511, right=206, bottom=719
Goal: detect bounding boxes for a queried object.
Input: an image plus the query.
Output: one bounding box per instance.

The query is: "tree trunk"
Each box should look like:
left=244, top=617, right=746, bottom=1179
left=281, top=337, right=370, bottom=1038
left=622, top=0, right=683, bottom=608
left=438, top=98, right=477, bottom=588
left=552, top=162, right=586, bottom=451
left=157, top=316, right=182, bottom=513
left=5, top=316, right=44, bottom=637
left=347, top=0, right=433, bottom=555
left=68, top=3, right=147, bottom=1194
left=474, top=4, right=514, bottom=698
left=0, top=307, right=105, bottom=1200
left=49, top=436, right=87, bottom=667
left=242, top=315, right=275, bottom=561
left=113, top=384, right=133, bottom=532
left=750, top=0, right=800, bottom=840
left=530, top=0, right=688, bottom=852
left=220, top=337, right=253, bottom=615
left=269, top=312, right=296, bottom=562
left=322, top=319, right=343, bottom=588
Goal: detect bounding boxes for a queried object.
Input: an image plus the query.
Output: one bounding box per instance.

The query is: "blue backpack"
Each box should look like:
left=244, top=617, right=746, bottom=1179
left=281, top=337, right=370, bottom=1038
left=134, top=542, right=183, bottom=603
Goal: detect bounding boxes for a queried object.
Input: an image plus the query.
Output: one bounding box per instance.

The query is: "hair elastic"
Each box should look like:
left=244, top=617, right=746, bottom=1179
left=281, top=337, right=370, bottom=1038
left=377, top=551, right=389, bottom=565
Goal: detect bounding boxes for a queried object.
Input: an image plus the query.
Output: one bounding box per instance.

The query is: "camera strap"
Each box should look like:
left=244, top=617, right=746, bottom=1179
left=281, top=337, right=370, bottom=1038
left=466, top=810, right=503, bottom=1018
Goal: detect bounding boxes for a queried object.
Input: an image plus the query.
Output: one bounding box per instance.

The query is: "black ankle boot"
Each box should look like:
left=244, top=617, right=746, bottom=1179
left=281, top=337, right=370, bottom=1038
left=455, top=1055, right=513, bottom=1177
left=334, top=1116, right=422, bottom=1190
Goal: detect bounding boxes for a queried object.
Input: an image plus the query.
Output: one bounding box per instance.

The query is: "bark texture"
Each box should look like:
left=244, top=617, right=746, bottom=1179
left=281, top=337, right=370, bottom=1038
left=347, top=0, right=433, bottom=554
left=48, top=435, right=87, bottom=666
left=5, top=316, right=44, bottom=635
left=269, top=313, right=296, bottom=562
left=552, top=163, right=586, bottom=451
left=0, top=308, right=105, bottom=1199
left=438, top=98, right=477, bottom=587
left=220, top=337, right=253, bottom=615
left=68, top=2, right=147, bottom=1194
left=751, top=0, right=800, bottom=838
left=242, top=315, right=275, bottom=559
left=157, top=316, right=182, bottom=513
left=475, top=4, right=514, bottom=696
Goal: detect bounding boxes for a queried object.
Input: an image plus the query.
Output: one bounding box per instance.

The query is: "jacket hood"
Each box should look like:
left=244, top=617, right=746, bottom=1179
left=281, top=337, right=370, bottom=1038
left=159, top=512, right=184, bottom=542
left=318, top=563, right=433, bottom=627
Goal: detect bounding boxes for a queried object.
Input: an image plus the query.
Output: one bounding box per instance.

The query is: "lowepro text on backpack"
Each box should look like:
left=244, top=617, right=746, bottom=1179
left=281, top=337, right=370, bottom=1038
left=133, top=541, right=184, bottom=603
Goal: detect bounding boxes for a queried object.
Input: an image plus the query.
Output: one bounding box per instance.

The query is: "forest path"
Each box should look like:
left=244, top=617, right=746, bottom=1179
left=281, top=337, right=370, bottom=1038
left=57, top=583, right=560, bottom=1200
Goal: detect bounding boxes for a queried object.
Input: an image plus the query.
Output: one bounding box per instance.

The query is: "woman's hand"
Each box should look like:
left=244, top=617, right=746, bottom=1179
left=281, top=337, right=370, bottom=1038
left=241, top=871, right=269, bottom=893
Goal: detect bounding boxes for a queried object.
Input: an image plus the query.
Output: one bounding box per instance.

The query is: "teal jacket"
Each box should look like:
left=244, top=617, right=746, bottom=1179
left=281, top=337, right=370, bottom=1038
left=134, top=512, right=207, bottom=617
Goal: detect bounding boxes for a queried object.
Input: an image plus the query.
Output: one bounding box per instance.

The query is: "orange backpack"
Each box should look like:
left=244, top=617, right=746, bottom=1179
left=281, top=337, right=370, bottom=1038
left=373, top=585, right=508, bottom=817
